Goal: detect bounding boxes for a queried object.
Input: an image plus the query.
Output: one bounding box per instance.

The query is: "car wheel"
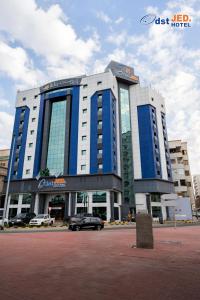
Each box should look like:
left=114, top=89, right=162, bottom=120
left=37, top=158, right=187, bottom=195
left=41, top=222, right=44, bottom=226
left=75, top=226, right=81, bottom=231
left=97, top=225, right=101, bottom=231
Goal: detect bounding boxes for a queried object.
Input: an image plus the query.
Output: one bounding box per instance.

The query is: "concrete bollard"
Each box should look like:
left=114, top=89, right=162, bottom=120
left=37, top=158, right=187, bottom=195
left=136, top=213, right=154, bottom=249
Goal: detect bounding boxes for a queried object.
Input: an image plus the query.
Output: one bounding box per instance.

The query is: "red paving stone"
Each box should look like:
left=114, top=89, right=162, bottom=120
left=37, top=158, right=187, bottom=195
left=0, top=226, right=200, bottom=300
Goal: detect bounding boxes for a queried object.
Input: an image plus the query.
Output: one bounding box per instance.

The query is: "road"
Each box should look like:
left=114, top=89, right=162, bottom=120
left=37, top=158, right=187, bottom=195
left=0, top=226, right=200, bottom=300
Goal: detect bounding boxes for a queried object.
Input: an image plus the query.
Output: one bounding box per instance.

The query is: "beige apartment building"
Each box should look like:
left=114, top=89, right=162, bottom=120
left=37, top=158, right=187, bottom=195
left=193, top=175, right=200, bottom=208
left=0, top=149, right=10, bottom=208
left=169, top=140, right=195, bottom=207
left=0, top=149, right=10, bottom=168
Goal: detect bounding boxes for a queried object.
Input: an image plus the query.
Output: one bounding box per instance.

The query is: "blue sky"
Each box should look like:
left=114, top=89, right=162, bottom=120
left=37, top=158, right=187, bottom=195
left=0, top=0, right=200, bottom=174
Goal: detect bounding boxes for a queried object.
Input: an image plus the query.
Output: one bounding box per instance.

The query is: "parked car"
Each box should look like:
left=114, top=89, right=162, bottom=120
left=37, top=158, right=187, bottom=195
left=29, top=214, right=55, bottom=226
left=0, top=216, right=9, bottom=230
left=0, top=209, right=7, bottom=229
left=9, top=212, right=36, bottom=227
left=68, top=216, right=104, bottom=231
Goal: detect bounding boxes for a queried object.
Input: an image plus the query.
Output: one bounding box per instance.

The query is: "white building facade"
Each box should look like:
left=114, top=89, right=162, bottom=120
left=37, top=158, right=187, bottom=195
left=3, top=61, right=174, bottom=221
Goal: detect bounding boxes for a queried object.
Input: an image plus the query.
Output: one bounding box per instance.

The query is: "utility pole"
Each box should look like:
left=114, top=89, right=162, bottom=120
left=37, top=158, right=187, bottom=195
left=2, top=135, right=16, bottom=228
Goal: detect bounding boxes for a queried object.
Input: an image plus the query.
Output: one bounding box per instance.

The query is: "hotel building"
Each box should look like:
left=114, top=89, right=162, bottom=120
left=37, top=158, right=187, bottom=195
left=3, top=61, right=174, bottom=221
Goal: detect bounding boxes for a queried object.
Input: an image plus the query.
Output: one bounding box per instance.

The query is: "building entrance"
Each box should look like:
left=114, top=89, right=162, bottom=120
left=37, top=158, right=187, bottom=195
left=49, top=195, right=65, bottom=220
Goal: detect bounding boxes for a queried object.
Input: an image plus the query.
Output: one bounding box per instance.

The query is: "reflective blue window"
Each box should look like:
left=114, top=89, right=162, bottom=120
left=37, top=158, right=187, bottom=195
left=47, top=100, right=66, bottom=174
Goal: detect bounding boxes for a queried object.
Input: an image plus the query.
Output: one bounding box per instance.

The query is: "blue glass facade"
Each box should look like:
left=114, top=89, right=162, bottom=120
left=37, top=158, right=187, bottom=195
left=137, top=104, right=162, bottom=179
left=90, top=89, right=117, bottom=174
left=46, top=100, right=66, bottom=174
left=119, top=86, right=134, bottom=208
left=68, top=86, right=80, bottom=175
left=161, top=112, right=172, bottom=180
left=9, top=106, right=30, bottom=180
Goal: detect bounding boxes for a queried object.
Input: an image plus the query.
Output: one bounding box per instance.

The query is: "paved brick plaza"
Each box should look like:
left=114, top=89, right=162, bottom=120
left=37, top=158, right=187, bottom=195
left=0, top=226, right=200, bottom=300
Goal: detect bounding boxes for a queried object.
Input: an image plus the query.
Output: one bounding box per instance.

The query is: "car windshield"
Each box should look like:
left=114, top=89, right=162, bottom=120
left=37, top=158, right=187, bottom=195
left=35, top=214, right=47, bottom=218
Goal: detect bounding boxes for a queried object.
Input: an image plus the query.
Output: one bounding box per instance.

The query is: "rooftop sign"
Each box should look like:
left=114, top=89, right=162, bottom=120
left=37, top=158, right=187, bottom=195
left=105, top=61, right=139, bottom=84
left=40, top=76, right=84, bottom=93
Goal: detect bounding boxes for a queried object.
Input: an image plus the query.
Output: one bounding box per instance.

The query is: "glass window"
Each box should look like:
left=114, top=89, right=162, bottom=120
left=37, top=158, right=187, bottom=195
left=98, top=121, right=102, bottom=129
left=98, top=134, right=102, bottom=140
left=98, top=164, right=103, bottom=169
left=97, top=81, right=102, bottom=85
left=151, top=194, right=161, bottom=202
left=30, top=130, right=34, bottom=135
left=98, top=107, right=102, bottom=114
left=81, top=165, right=86, bottom=170
left=22, top=97, right=26, bottom=101
left=81, top=150, right=86, bottom=155
left=92, top=207, right=107, bottom=220
left=46, top=100, right=66, bottom=174
left=92, top=191, right=106, bottom=203
left=83, top=84, right=88, bottom=88
left=82, top=122, right=87, bottom=127
left=29, top=143, right=33, bottom=148
left=77, top=192, right=88, bottom=204
left=10, top=194, right=19, bottom=205
left=83, top=96, right=87, bottom=101
left=21, top=207, right=30, bottom=213
left=98, top=149, right=103, bottom=155
left=32, top=118, right=36, bottom=122
left=22, top=193, right=32, bottom=205
left=119, top=87, right=134, bottom=207
left=33, top=106, right=37, bottom=110
left=27, top=156, right=31, bottom=161
left=82, top=135, right=87, bottom=141
left=82, top=109, right=87, bottom=114
left=9, top=208, right=18, bottom=218
left=26, top=169, right=30, bottom=174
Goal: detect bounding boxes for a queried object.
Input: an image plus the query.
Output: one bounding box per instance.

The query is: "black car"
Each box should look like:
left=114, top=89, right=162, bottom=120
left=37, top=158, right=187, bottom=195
left=9, top=212, right=36, bottom=227
left=69, top=216, right=104, bottom=231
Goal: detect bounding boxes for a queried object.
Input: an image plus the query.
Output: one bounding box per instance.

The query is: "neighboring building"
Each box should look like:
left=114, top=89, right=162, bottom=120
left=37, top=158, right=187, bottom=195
left=3, top=61, right=174, bottom=221
left=193, top=175, right=200, bottom=198
left=169, top=140, right=195, bottom=207
left=0, top=149, right=9, bottom=168
left=0, top=149, right=10, bottom=208
left=167, top=197, right=192, bottom=221
left=193, top=175, right=200, bottom=208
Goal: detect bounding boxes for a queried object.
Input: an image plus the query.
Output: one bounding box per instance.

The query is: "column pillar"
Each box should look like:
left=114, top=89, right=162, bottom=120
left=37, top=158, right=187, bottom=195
left=64, top=192, right=69, bottom=220
left=110, top=191, right=114, bottom=221
left=38, top=194, right=46, bottom=214
left=71, top=192, right=76, bottom=216
left=106, top=191, right=111, bottom=222
left=5, top=195, right=11, bottom=218
left=30, top=193, right=36, bottom=213
left=34, top=193, right=39, bottom=215
left=88, top=192, right=93, bottom=214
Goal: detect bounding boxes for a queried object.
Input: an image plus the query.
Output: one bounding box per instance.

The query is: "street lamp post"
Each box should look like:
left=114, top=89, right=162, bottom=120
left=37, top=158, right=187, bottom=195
left=2, top=135, right=16, bottom=228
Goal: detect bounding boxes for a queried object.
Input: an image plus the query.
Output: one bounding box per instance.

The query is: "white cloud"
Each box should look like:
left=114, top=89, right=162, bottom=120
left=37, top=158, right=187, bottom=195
left=96, top=11, right=112, bottom=23
left=130, top=3, right=200, bottom=174
left=0, top=99, right=10, bottom=108
left=115, top=17, right=124, bottom=24
left=0, top=0, right=99, bottom=73
left=0, top=111, right=14, bottom=149
left=107, top=31, right=127, bottom=46
left=0, top=41, right=45, bottom=88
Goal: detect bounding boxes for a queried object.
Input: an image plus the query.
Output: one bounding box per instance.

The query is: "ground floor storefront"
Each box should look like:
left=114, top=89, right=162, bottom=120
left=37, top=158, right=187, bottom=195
left=5, top=190, right=122, bottom=222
